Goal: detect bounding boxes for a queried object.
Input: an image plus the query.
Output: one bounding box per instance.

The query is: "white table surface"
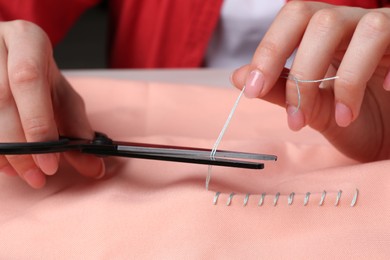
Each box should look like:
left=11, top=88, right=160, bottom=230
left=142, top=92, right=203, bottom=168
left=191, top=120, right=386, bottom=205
left=62, top=69, right=233, bottom=88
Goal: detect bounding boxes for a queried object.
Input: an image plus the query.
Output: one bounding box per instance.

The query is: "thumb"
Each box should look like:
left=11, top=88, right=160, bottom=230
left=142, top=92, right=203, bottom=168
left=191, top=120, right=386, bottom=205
left=231, top=64, right=288, bottom=107
left=230, top=64, right=250, bottom=91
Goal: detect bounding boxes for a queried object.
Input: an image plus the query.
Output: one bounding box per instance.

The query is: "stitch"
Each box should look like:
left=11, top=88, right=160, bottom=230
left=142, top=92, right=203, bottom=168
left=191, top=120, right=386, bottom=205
left=335, top=190, right=342, bottom=206
left=258, top=192, right=266, bottom=207
left=319, top=190, right=327, bottom=206
left=214, top=189, right=358, bottom=207
left=213, top=191, right=221, bottom=205
left=244, top=193, right=250, bottom=206
left=227, top=192, right=235, bottom=206
left=303, top=192, right=311, bottom=206
left=288, top=192, right=295, bottom=205
left=273, top=192, right=280, bottom=206
left=350, top=189, right=358, bottom=207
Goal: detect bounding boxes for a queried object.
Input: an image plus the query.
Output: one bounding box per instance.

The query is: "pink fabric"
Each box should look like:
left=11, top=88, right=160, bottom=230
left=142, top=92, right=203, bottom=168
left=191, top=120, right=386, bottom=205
left=0, top=77, right=389, bottom=258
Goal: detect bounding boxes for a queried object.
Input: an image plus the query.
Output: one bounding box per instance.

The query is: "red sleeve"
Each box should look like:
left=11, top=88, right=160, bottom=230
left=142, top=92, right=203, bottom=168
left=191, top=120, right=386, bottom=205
left=0, top=0, right=101, bottom=45
left=379, top=0, right=390, bottom=7
left=286, top=0, right=380, bottom=8
left=108, top=0, right=223, bottom=68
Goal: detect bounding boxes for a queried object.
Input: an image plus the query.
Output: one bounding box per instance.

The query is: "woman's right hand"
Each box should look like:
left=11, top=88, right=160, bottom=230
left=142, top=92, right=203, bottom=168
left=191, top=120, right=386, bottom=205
left=0, top=20, right=105, bottom=188
left=231, top=2, right=390, bottom=163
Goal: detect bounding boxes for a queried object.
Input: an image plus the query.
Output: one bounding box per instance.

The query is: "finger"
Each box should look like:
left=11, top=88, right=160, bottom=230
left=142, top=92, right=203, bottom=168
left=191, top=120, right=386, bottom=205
left=232, top=64, right=288, bottom=106
left=231, top=64, right=249, bottom=91
left=7, top=154, right=47, bottom=188
left=4, top=21, right=59, bottom=175
left=54, top=76, right=106, bottom=179
left=385, top=68, right=390, bottom=90
left=0, top=156, right=17, bottom=176
left=286, top=6, right=363, bottom=130
left=64, top=152, right=105, bottom=179
left=335, top=11, right=390, bottom=127
left=0, top=28, right=46, bottom=188
left=241, top=1, right=330, bottom=98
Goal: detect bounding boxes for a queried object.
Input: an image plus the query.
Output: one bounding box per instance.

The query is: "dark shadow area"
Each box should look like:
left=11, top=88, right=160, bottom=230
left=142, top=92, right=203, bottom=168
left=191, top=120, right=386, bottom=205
left=54, top=2, right=108, bottom=69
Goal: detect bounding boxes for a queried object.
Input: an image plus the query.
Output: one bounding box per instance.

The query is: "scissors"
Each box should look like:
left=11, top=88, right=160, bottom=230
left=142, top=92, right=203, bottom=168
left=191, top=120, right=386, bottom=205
left=0, top=132, right=277, bottom=169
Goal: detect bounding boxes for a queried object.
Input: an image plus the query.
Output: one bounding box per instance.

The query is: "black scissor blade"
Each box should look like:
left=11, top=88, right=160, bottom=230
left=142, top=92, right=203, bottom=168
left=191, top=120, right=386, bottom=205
left=83, top=147, right=264, bottom=169
left=113, top=142, right=277, bottom=161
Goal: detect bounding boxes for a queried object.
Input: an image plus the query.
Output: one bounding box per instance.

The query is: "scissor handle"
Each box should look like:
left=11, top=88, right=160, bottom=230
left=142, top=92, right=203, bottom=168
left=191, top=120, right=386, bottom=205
left=92, top=132, right=113, bottom=145
left=0, top=138, right=74, bottom=154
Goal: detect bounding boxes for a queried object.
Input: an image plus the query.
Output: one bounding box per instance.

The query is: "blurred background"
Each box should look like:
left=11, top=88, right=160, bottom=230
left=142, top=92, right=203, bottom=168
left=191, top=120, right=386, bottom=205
left=54, top=1, right=108, bottom=69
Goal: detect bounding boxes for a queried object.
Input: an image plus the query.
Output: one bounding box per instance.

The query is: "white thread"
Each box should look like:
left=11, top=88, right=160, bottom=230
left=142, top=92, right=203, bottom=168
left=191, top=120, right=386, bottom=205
left=335, top=190, right=342, bottom=206
left=350, top=189, right=359, bottom=207
left=210, top=86, right=247, bottom=159
left=283, top=74, right=339, bottom=112
left=304, top=192, right=311, bottom=206
left=273, top=192, right=280, bottom=206
left=258, top=192, right=266, bottom=207
left=206, top=86, right=246, bottom=190
left=227, top=192, right=235, bottom=206
left=319, top=190, right=327, bottom=206
left=205, top=165, right=212, bottom=190
left=244, top=193, right=250, bottom=206
left=213, top=192, right=221, bottom=205
left=288, top=192, right=295, bottom=205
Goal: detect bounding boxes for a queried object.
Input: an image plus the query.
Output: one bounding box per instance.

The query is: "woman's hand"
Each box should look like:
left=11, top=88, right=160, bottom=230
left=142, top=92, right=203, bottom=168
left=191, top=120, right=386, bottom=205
left=0, top=20, right=104, bottom=188
left=231, top=2, right=390, bottom=162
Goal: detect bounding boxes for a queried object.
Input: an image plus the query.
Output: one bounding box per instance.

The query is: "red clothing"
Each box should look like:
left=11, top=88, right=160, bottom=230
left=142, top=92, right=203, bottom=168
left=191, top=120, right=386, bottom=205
left=0, top=0, right=386, bottom=68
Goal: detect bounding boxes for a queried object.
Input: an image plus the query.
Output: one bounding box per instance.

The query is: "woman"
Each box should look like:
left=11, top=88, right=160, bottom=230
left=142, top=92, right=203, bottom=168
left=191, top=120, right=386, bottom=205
left=0, top=0, right=388, bottom=188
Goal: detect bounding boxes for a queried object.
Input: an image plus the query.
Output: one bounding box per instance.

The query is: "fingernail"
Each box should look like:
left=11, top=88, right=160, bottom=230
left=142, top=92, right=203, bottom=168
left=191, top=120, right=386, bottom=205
left=287, top=105, right=305, bottom=131
left=95, top=159, right=106, bottom=179
left=37, top=153, right=59, bottom=175
left=229, top=71, right=235, bottom=86
left=24, top=168, right=46, bottom=189
left=384, top=70, right=390, bottom=91
left=244, top=69, right=264, bottom=98
left=335, top=102, right=353, bottom=127
left=0, top=165, right=18, bottom=176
